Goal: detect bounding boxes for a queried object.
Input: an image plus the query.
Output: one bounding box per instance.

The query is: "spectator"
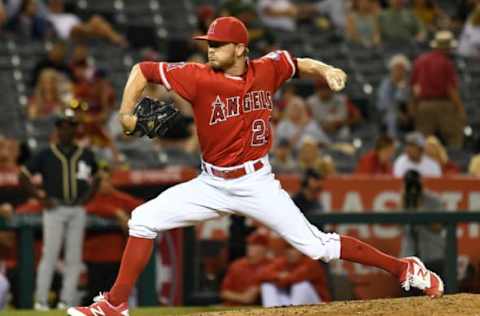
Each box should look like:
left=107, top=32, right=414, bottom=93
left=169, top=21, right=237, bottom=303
left=458, top=6, right=480, bottom=58
left=297, top=136, right=335, bottom=176
left=219, top=0, right=249, bottom=17
left=220, top=233, right=271, bottom=306
left=276, top=96, right=330, bottom=150
left=400, top=170, right=445, bottom=280
left=19, top=110, right=99, bottom=310
left=272, top=83, right=297, bottom=124
left=0, top=1, right=6, bottom=27
left=355, top=134, right=395, bottom=175
left=259, top=244, right=331, bottom=307
left=292, top=168, right=323, bottom=215
left=196, top=4, right=215, bottom=33
left=74, top=69, right=118, bottom=159
left=454, top=0, right=480, bottom=26
left=376, top=54, right=412, bottom=138
left=235, top=3, right=278, bottom=56
left=257, top=0, right=298, bottom=32
left=424, top=136, right=460, bottom=174
left=379, top=0, right=426, bottom=43
left=0, top=136, right=20, bottom=170
left=315, top=0, right=348, bottom=30
left=6, top=0, right=51, bottom=40
left=345, top=0, right=381, bottom=47
left=270, top=138, right=297, bottom=173
left=411, top=30, right=466, bottom=148
left=306, top=78, right=362, bottom=141
left=83, top=166, right=142, bottom=303
left=30, top=41, right=72, bottom=87
left=69, top=47, right=120, bottom=164
left=469, top=153, right=480, bottom=176
left=0, top=202, right=13, bottom=310
left=46, top=0, right=127, bottom=46
left=393, top=131, right=441, bottom=177
left=4, top=0, right=48, bottom=19
left=412, top=0, right=448, bottom=34
left=28, top=69, right=71, bottom=119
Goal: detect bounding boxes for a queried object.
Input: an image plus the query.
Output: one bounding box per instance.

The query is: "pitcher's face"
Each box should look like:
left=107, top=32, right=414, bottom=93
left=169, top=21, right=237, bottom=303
left=207, top=41, right=236, bottom=70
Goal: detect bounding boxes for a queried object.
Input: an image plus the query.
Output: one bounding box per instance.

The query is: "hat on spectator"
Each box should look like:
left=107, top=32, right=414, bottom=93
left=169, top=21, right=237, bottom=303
left=405, top=132, right=426, bottom=148
left=430, top=30, right=457, bottom=49
left=247, top=233, right=269, bottom=247
left=193, top=16, right=249, bottom=45
left=55, top=108, right=78, bottom=127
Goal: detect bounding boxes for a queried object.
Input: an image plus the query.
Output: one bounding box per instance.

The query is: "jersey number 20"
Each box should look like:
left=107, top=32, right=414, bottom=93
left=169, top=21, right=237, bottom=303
left=251, top=119, right=268, bottom=147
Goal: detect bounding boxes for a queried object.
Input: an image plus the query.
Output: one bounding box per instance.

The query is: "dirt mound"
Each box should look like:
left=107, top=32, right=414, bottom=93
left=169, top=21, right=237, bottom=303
left=194, top=294, right=480, bottom=316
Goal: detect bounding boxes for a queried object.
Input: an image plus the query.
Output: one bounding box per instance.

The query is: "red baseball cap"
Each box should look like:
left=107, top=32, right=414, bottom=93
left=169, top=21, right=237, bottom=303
left=193, top=16, right=249, bottom=45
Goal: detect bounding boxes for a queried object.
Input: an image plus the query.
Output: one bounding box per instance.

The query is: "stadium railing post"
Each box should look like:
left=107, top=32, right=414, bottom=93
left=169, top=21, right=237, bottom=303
left=445, top=223, right=458, bottom=294
left=18, top=224, right=34, bottom=309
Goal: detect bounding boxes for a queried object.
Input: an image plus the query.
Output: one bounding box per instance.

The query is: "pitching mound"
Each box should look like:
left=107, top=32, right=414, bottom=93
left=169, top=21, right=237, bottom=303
left=194, top=294, right=480, bottom=316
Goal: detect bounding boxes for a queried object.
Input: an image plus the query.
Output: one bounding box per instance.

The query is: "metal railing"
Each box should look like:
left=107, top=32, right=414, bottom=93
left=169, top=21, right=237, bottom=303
left=3, top=211, right=480, bottom=308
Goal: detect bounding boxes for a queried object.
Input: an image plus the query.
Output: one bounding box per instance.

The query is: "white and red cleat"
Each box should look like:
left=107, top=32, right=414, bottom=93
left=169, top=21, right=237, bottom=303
left=67, top=293, right=129, bottom=316
left=400, top=256, right=444, bottom=298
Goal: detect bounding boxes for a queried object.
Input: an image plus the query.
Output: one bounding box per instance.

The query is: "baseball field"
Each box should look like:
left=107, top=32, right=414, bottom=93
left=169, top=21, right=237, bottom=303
left=1, top=294, right=479, bottom=316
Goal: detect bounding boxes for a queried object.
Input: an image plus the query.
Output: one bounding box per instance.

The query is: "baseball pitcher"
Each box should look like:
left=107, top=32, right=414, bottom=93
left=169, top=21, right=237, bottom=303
left=69, top=16, right=443, bottom=316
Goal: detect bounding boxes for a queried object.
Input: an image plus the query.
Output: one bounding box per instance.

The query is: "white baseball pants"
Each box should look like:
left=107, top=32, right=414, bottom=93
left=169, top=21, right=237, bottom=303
left=129, top=156, right=340, bottom=262
left=261, top=281, right=321, bottom=307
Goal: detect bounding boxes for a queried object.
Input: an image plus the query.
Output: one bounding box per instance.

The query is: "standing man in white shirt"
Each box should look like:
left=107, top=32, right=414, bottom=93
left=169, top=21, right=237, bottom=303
left=393, top=132, right=442, bottom=177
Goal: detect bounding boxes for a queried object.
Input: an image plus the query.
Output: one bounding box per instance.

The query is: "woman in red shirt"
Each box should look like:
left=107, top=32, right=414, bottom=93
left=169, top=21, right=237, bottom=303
left=355, top=135, right=395, bottom=175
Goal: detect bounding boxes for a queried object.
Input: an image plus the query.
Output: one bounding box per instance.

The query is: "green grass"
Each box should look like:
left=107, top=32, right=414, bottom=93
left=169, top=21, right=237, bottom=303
left=0, top=306, right=234, bottom=316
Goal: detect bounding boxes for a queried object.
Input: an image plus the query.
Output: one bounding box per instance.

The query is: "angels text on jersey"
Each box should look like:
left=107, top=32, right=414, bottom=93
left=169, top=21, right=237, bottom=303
left=209, top=90, right=273, bottom=125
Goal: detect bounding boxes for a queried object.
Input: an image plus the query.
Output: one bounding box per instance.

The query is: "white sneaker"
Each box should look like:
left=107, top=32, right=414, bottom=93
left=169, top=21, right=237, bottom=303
left=56, top=301, right=69, bottom=309
left=34, top=301, right=50, bottom=311
left=400, top=256, right=444, bottom=298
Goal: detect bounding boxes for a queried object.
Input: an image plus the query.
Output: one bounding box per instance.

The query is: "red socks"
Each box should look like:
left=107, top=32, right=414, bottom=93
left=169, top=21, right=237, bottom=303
left=108, top=235, right=406, bottom=306
left=109, top=237, right=154, bottom=306
left=340, top=235, right=407, bottom=278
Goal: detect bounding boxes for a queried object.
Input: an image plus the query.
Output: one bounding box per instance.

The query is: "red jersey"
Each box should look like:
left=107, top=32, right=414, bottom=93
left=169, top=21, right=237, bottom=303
left=139, top=50, right=296, bottom=167
left=258, top=256, right=332, bottom=302
left=221, top=257, right=271, bottom=305
left=355, top=150, right=392, bottom=175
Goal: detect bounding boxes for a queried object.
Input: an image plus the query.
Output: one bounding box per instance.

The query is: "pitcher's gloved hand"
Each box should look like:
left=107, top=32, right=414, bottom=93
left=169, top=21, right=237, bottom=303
left=125, top=97, right=180, bottom=138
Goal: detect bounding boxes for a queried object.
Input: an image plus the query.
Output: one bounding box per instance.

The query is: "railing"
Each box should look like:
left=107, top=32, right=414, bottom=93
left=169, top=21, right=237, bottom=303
left=3, top=211, right=480, bottom=308
left=182, top=211, right=480, bottom=304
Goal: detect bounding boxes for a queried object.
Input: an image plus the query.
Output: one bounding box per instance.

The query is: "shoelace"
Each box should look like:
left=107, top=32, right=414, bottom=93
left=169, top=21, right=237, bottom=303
left=93, top=292, right=107, bottom=303
left=409, top=272, right=430, bottom=290
left=401, top=278, right=411, bottom=291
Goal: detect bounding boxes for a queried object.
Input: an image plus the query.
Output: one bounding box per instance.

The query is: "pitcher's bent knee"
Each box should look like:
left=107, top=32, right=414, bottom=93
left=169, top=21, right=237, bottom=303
left=128, top=204, right=158, bottom=239
left=294, top=232, right=341, bottom=262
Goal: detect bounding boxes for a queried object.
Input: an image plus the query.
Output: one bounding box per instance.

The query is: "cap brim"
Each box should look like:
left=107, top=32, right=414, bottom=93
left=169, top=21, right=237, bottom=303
left=192, top=35, right=230, bottom=43
left=430, top=40, right=458, bottom=48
